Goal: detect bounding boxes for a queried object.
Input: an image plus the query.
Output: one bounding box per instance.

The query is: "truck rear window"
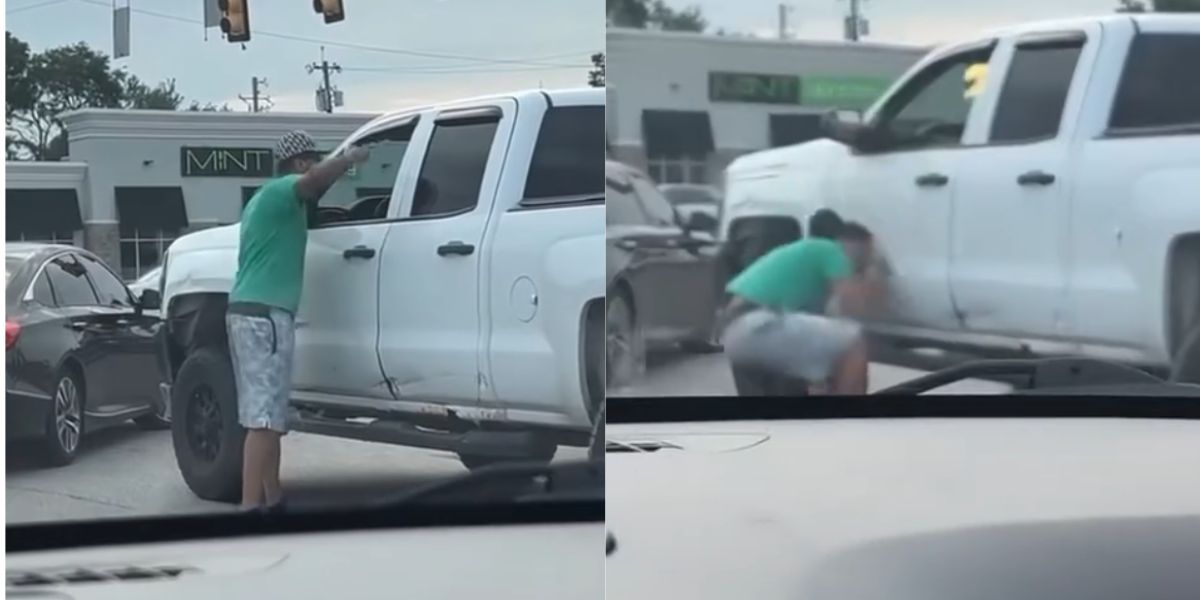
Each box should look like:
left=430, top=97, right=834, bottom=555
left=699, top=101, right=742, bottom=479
left=1110, top=33, right=1200, bottom=131
left=523, top=105, right=604, bottom=202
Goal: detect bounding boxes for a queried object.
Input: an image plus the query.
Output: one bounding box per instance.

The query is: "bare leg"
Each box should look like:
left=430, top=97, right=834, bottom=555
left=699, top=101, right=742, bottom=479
left=262, top=431, right=283, bottom=506
left=831, top=336, right=869, bottom=395
left=241, top=429, right=271, bottom=509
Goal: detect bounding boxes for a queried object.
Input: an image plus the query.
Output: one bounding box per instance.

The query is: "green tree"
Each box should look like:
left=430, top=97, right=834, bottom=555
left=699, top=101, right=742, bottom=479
left=607, top=0, right=707, bottom=32
left=123, top=76, right=186, bottom=110
left=6, top=33, right=211, bottom=161
left=7, top=40, right=126, bottom=160
left=588, top=52, right=605, bottom=87
left=187, top=101, right=233, bottom=112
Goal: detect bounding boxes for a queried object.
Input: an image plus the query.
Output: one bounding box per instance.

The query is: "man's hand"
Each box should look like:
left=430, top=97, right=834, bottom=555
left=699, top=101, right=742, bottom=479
left=295, top=147, right=367, bottom=206
left=344, top=145, right=370, bottom=164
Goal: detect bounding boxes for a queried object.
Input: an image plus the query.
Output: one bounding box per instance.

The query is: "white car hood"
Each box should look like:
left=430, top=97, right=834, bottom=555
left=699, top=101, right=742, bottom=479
left=162, top=224, right=242, bottom=301
left=606, top=418, right=1200, bottom=600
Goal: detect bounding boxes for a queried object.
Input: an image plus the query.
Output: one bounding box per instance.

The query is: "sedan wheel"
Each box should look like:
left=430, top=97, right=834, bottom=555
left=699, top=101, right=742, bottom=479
left=606, top=293, right=643, bottom=389
left=43, top=370, right=84, bottom=466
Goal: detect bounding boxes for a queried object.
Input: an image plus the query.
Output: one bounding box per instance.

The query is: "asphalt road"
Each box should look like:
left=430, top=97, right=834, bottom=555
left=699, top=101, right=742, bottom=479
left=609, top=349, right=1013, bottom=397
left=7, top=425, right=588, bottom=525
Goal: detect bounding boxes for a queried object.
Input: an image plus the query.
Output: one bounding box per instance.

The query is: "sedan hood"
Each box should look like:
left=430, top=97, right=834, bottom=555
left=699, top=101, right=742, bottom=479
left=606, top=418, right=1200, bottom=600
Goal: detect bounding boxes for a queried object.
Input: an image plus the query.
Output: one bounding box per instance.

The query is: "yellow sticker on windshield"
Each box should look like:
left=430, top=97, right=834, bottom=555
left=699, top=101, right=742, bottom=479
left=964, top=63, right=988, bottom=99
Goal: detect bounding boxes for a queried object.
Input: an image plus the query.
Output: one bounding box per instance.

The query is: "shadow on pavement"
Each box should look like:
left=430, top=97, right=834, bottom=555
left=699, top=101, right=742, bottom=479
left=7, top=422, right=158, bottom=474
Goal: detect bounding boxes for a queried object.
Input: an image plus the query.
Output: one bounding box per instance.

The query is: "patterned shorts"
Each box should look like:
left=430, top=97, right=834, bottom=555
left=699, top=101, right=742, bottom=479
left=226, top=307, right=296, bottom=434
left=722, top=308, right=862, bottom=383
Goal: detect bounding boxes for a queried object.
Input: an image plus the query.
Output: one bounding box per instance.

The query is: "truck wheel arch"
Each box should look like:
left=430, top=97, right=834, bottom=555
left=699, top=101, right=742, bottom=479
left=164, top=292, right=231, bottom=381
left=1167, top=234, right=1200, bottom=360
left=581, top=297, right=605, bottom=420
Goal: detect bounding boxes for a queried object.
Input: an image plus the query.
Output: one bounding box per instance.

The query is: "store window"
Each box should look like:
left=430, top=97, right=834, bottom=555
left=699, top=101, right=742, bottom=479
left=641, top=110, right=714, bottom=184
left=115, top=187, right=189, bottom=281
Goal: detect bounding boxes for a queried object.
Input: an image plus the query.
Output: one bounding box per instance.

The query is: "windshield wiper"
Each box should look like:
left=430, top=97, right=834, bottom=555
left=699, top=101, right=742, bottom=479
left=375, top=459, right=603, bottom=508
left=874, top=357, right=1198, bottom=396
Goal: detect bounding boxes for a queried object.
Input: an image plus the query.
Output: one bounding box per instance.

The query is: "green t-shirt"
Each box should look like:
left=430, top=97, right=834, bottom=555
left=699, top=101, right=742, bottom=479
left=229, top=174, right=308, bottom=314
left=726, top=238, right=852, bottom=313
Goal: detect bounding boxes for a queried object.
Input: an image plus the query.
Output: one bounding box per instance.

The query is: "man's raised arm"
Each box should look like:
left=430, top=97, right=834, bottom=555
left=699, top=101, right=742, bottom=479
left=294, top=146, right=370, bottom=207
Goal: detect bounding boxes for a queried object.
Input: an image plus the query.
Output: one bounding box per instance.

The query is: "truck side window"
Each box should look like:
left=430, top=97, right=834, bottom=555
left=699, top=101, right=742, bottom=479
left=872, top=46, right=996, bottom=151
left=315, top=118, right=418, bottom=227
left=990, top=39, right=1084, bottom=143
left=523, top=105, right=604, bottom=204
left=411, top=118, right=500, bottom=217
left=1110, top=33, right=1200, bottom=131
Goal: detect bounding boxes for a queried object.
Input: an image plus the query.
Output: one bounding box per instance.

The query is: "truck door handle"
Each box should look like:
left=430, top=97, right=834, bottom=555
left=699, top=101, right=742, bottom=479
left=615, top=239, right=638, bottom=251
left=437, top=241, right=475, bottom=257
left=342, top=246, right=376, bottom=260
left=915, top=173, right=950, bottom=187
left=1017, top=170, right=1056, bottom=186
left=68, top=321, right=88, bottom=331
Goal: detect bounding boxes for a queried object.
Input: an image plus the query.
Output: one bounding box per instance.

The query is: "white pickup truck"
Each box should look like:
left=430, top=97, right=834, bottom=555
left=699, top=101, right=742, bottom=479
left=721, top=15, right=1200, bottom=382
left=157, top=88, right=605, bottom=501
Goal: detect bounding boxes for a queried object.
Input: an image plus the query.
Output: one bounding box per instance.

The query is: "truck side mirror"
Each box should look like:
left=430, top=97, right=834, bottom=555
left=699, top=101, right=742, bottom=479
left=138, top=288, right=162, bottom=311
left=684, top=211, right=719, bottom=234
left=820, top=109, right=891, bottom=153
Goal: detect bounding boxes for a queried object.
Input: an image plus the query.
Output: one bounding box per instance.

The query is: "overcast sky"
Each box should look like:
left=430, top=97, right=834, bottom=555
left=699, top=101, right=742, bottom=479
left=685, top=0, right=1126, bottom=45
left=6, top=0, right=1130, bottom=114
left=6, top=0, right=602, bottom=114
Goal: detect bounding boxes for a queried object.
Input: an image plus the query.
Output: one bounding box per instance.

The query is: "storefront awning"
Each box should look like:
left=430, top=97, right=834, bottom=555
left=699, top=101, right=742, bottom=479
left=115, top=187, right=189, bottom=236
left=769, top=114, right=825, bottom=148
left=641, top=110, right=715, bottom=159
left=6, top=189, right=84, bottom=240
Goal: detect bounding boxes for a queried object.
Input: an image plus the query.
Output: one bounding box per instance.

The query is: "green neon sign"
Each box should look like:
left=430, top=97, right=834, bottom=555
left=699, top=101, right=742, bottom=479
left=801, top=76, right=892, bottom=109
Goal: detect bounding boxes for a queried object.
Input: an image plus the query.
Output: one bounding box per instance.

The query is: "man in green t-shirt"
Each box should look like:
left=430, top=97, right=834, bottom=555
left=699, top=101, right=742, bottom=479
left=226, top=130, right=368, bottom=511
left=721, top=213, right=879, bottom=395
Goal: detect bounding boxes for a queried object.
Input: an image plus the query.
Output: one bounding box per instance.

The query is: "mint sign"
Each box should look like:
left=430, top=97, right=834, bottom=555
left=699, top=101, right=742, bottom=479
left=709, top=72, right=802, bottom=105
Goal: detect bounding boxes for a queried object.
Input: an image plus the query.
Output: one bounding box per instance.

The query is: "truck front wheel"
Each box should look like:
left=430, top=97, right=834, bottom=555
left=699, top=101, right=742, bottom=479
left=170, top=347, right=244, bottom=503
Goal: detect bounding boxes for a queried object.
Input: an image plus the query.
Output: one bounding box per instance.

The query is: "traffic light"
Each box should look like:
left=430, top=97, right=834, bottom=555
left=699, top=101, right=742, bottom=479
left=313, top=0, right=345, bottom=24
left=218, top=0, right=250, bottom=43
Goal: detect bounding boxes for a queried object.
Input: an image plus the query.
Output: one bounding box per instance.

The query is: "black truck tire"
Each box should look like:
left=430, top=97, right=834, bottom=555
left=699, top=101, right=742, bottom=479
left=1170, top=320, right=1200, bottom=384
left=170, top=346, right=244, bottom=503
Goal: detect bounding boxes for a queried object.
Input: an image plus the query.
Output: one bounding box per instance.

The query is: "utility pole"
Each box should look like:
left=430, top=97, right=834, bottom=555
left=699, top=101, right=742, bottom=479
left=306, top=46, right=343, bottom=113
left=238, top=76, right=272, bottom=113
left=844, top=0, right=869, bottom=42
left=778, top=4, right=793, bottom=40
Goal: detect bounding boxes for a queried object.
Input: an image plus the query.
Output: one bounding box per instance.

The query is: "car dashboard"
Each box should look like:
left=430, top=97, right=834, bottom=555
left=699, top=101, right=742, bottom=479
left=606, top=417, right=1200, bottom=600
left=8, top=521, right=603, bottom=600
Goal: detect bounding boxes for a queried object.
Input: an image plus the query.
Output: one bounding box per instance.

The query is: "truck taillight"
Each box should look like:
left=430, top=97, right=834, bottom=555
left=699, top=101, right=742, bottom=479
left=6, top=320, right=20, bottom=350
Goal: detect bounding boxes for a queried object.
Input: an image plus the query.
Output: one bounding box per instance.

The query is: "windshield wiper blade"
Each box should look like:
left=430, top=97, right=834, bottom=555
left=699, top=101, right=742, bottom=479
left=873, top=357, right=1189, bottom=395
left=376, top=459, right=603, bottom=508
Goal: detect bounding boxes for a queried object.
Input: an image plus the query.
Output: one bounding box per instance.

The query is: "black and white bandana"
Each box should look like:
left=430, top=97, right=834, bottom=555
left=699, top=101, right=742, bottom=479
left=274, top=130, right=318, bottom=163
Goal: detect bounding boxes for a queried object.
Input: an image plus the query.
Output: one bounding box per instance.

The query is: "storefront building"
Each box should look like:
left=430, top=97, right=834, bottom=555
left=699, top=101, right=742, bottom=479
left=6, top=109, right=377, bottom=280
left=606, top=28, right=929, bottom=185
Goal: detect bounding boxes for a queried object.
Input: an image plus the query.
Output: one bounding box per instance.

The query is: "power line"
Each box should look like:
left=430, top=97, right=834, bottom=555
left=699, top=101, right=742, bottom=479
left=7, top=0, right=70, bottom=15
left=341, top=64, right=590, bottom=75
left=70, top=0, right=594, bottom=68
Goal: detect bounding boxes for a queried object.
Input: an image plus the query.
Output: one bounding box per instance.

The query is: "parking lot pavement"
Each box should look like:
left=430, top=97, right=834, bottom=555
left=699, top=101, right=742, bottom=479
left=609, top=351, right=1013, bottom=397
left=7, top=425, right=588, bottom=525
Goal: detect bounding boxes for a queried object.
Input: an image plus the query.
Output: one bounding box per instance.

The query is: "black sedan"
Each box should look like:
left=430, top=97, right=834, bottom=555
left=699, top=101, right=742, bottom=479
left=606, top=161, right=724, bottom=388
left=6, top=243, right=167, bottom=466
